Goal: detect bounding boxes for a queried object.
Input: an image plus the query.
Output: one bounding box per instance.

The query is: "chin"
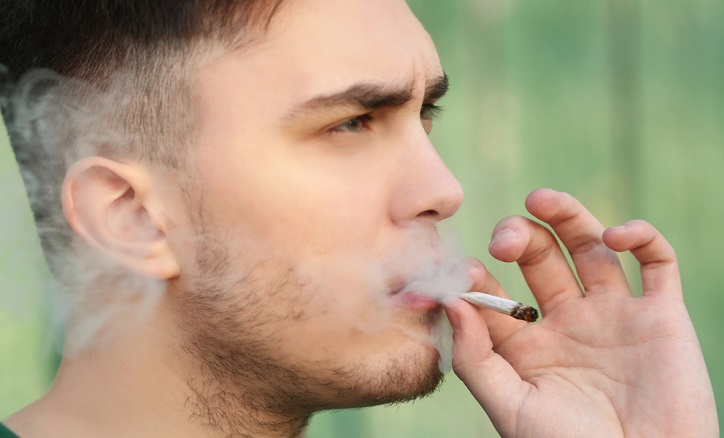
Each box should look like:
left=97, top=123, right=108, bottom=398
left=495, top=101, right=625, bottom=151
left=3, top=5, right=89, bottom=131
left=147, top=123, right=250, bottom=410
left=382, top=348, right=444, bottom=405
left=343, top=337, right=445, bottom=409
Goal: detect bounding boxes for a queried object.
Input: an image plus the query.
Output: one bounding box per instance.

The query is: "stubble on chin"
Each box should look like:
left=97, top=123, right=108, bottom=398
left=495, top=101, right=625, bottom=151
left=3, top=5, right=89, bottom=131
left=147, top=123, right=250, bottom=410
left=175, top=226, right=447, bottom=435
left=348, top=342, right=445, bottom=408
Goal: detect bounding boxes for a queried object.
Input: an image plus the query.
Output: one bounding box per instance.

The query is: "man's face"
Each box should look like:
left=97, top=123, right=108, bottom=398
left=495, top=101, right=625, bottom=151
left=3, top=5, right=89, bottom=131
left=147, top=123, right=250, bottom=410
left=166, top=0, right=464, bottom=409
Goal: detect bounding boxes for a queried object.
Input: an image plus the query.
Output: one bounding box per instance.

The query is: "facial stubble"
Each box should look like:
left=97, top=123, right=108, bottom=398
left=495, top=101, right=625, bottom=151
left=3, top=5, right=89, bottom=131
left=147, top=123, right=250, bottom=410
left=175, top=222, right=445, bottom=435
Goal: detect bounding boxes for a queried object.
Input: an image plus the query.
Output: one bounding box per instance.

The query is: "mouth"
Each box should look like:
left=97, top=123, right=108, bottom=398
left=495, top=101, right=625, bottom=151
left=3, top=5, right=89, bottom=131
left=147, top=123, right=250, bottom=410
left=389, top=279, right=441, bottom=311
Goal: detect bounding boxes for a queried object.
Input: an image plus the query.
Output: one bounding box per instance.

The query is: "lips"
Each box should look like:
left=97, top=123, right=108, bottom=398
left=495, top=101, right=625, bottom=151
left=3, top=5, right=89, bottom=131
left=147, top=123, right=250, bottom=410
left=389, top=279, right=440, bottom=311
left=394, top=291, right=440, bottom=311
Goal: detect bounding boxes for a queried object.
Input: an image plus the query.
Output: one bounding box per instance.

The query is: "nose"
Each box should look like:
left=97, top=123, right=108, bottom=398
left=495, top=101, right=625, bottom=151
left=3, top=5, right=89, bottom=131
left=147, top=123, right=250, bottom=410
left=389, top=132, right=464, bottom=225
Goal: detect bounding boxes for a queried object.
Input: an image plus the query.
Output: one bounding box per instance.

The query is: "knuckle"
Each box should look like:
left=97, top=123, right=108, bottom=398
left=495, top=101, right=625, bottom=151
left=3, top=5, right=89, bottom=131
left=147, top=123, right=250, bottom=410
left=566, top=234, right=603, bottom=256
left=549, top=201, right=582, bottom=227
left=518, top=224, right=558, bottom=266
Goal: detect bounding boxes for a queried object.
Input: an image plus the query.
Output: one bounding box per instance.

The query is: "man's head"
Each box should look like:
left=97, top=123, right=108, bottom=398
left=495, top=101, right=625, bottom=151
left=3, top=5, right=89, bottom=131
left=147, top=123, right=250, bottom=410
left=0, top=0, right=286, bottom=274
left=1, top=0, right=466, bottom=432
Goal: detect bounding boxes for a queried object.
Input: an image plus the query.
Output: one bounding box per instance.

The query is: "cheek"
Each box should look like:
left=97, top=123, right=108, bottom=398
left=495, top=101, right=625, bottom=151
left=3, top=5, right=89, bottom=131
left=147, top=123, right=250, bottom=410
left=201, top=161, right=388, bottom=256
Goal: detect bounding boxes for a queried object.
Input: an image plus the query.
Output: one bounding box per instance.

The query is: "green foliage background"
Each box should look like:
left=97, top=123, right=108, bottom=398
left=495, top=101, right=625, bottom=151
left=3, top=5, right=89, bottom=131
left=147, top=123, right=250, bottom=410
left=1, top=0, right=722, bottom=436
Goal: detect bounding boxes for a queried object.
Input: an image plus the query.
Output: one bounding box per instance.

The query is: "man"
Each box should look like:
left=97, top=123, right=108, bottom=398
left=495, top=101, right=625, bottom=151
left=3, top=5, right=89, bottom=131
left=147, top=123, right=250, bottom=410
left=0, top=0, right=718, bottom=437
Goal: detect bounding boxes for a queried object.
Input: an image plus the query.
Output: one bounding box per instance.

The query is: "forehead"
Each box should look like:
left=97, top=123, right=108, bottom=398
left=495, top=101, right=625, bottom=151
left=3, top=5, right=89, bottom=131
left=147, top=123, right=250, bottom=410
left=203, top=0, right=442, bottom=108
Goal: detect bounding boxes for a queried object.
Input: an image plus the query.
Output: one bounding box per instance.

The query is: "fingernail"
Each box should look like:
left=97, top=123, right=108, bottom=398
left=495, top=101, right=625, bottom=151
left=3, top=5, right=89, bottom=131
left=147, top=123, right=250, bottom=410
left=445, top=307, right=461, bottom=332
left=490, top=229, right=518, bottom=247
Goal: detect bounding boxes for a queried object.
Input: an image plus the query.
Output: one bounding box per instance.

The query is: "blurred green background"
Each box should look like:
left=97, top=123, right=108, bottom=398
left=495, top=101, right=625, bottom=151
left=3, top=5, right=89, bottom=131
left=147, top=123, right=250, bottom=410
left=1, top=0, right=722, bottom=436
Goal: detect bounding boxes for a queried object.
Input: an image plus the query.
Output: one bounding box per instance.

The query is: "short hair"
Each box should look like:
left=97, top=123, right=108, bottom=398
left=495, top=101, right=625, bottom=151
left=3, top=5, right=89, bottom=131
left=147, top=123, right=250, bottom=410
left=0, top=0, right=285, bottom=277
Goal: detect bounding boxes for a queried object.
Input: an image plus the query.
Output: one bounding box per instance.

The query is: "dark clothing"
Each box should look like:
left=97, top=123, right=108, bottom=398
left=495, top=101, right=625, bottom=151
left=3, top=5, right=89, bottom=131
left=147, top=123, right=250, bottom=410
left=0, top=423, right=19, bottom=438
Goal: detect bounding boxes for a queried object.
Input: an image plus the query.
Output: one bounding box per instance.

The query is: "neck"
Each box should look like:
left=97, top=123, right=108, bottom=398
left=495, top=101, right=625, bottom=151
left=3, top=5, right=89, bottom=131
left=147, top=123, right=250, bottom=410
left=6, top=296, right=310, bottom=438
left=185, top=373, right=310, bottom=437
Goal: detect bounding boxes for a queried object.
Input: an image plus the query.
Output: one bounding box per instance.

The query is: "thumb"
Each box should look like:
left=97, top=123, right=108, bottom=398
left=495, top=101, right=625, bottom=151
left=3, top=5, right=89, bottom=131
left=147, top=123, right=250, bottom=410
left=445, top=299, right=530, bottom=434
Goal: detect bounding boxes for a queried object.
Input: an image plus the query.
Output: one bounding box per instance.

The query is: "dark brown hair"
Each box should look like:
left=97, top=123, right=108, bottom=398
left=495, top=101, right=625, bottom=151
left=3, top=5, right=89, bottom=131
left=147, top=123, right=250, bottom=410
left=0, top=0, right=285, bottom=275
left=0, top=1, right=285, bottom=80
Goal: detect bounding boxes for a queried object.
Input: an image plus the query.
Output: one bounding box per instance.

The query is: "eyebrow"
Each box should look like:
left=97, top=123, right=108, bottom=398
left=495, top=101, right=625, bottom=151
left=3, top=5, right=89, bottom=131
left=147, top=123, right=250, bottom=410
left=424, top=73, right=449, bottom=102
left=283, top=73, right=449, bottom=123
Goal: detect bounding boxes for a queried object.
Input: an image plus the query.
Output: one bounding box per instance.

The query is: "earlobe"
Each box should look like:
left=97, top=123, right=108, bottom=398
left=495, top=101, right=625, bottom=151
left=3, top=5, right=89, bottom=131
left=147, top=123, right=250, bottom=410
left=62, top=157, right=180, bottom=280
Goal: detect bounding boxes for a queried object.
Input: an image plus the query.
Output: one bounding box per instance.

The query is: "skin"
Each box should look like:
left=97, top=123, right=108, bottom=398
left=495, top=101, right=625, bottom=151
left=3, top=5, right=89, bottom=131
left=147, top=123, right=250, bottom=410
left=3, top=0, right=718, bottom=436
left=8, top=0, right=461, bottom=436
left=446, top=189, right=719, bottom=437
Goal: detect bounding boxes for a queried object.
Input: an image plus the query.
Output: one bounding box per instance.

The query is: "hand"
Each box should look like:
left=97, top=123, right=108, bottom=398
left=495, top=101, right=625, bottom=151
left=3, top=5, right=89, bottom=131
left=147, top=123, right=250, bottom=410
left=445, top=189, right=719, bottom=438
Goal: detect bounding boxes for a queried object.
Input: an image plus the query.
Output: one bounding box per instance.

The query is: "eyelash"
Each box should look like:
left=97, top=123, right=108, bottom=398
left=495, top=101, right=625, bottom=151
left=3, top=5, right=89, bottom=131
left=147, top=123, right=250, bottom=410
left=420, top=103, right=443, bottom=121
left=329, top=103, right=444, bottom=134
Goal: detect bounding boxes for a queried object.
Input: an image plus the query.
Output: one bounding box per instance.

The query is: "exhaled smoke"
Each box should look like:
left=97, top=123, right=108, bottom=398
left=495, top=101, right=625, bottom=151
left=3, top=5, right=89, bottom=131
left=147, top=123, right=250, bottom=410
left=1, top=66, right=166, bottom=355
left=0, top=65, right=52, bottom=324
left=359, top=226, right=472, bottom=372
left=402, top=246, right=471, bottom=372
left=0, top=64, right=11, bottom=116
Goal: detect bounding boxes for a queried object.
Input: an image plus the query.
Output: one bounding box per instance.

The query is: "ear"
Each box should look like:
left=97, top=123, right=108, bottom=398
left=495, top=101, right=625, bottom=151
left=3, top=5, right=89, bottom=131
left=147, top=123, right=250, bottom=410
left=62, top=157, right=180, bottom=280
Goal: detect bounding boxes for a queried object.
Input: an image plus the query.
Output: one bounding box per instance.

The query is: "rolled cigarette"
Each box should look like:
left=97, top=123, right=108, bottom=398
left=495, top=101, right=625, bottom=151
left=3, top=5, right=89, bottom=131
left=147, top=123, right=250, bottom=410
left=461, top=292, right=539, bottom=323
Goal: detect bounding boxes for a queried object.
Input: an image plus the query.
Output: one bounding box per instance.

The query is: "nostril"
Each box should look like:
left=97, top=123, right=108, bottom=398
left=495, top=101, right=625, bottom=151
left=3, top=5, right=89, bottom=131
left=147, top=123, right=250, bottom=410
left=419, top=209, right=438, bottom=217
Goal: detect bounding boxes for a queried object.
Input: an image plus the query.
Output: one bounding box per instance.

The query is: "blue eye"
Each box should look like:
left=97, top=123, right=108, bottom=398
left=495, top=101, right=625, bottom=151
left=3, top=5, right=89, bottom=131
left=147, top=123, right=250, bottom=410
left=330, top=114, right=373, bottom=133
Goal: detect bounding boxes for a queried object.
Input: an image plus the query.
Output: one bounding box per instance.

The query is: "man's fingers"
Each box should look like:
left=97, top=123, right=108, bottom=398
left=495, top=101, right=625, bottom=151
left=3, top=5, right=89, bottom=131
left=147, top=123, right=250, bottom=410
left=524, top=189, right=631, bottom=295
left=602, top=220, right=682, bottom=297
left=489, top=215, right=582, bottom=315
left=445, top=299, right=528, bottom=434
left=465, top=259, right=528, bottom=346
